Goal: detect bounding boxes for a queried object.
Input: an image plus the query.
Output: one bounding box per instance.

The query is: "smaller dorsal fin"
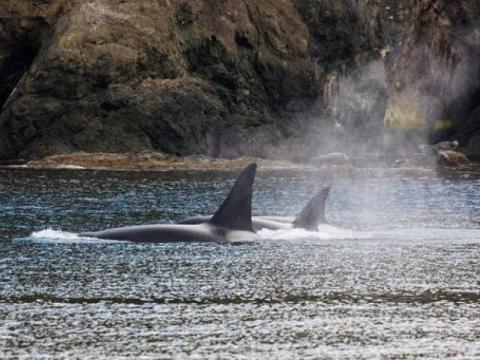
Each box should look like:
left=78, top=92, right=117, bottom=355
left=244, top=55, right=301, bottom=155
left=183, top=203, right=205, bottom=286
left=209, top=163, right=256, bottom=231
left=293, top=187, right=330, bottom=231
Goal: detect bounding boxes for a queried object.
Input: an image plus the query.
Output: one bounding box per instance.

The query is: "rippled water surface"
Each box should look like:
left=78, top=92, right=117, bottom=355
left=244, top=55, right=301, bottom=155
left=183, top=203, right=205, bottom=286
left=1, top=167, right=479, bottom=359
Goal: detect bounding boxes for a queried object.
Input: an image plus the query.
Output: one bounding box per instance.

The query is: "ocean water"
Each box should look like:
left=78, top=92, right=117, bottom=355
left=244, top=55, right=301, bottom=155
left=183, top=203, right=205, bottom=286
left=1, top=166, right=479, bottom=359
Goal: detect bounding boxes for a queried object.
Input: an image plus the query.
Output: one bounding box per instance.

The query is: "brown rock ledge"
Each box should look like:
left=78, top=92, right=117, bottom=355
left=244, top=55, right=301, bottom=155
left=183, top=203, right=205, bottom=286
left=14, top=151, right=316, bottom=171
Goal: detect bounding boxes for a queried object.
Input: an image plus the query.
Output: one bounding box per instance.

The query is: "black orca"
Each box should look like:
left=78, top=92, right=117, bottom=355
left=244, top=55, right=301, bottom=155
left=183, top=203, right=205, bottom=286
left=79, top=163, right=258, bottom=244
left=292, top=187, right=330, bottom=231
left=179, top=187, right=331, bottom=232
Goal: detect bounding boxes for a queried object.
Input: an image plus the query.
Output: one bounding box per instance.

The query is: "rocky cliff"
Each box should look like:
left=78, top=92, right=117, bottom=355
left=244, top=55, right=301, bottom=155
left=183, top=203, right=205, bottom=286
left=0, top=0, right=479, bottom=162
left=385, top=0, right=480, bottom=145
left=0, top=0, right=319, bottom=160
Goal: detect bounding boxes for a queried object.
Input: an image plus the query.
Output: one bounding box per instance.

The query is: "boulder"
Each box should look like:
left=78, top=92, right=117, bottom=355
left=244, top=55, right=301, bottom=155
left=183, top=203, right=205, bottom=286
left=437, top=150, right=471, bottom=167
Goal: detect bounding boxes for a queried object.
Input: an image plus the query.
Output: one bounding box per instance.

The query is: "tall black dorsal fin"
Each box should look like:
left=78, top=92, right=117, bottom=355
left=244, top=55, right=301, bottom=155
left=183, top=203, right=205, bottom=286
left=293, top=187, right=330, bottom=231
left=209, top=163, right=257, bottom=231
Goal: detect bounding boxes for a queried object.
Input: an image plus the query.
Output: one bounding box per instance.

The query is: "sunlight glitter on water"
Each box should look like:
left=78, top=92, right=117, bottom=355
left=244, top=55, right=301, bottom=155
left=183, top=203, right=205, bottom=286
left=1, top=168, right=480, bottom=358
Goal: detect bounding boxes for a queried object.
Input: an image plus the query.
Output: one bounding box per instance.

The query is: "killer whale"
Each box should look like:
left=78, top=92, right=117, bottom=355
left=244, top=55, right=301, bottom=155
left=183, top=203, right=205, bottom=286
left=179, top=187, right=331, bottom=232
left=79, top=163, right=258, bottom=244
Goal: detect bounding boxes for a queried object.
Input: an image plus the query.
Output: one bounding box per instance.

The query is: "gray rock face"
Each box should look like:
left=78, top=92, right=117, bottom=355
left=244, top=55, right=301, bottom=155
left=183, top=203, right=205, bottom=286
left=384, top=0, right=480, bottom=147
left=0, top=0, right=318, bottom=160
left=1, top=0, right=479, bottom=161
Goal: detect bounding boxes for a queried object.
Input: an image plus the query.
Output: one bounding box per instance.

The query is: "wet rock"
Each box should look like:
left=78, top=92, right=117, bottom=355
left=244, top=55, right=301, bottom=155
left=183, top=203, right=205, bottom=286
left=433, top=140, right=459, bottom=152
left=18, top=151, right=315, bottom=172
left=436, top=150, right=471, bottom=167
left=418, top=140, right=460, bottom=156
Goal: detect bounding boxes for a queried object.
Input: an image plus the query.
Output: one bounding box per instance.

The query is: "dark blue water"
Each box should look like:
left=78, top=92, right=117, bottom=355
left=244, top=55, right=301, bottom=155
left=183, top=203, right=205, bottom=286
left=1, top=167, right=479, bottom=358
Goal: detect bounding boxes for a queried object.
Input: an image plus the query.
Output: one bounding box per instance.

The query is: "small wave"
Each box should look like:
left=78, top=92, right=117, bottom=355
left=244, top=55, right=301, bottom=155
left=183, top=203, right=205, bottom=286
left=31, top=229, right=81, bottom=240
left=21, top=227, right=480, bottom=245
left=369, top=227, right=480, bottom=243
left=53, top=164, right=85, bottom=170
left=3, top=291, right=478, bottom=305
left=19, top=229, right=115, bottom=244
left=257, top=226, right=356, bottom=241
left=257, top=225, right=480, bottom=243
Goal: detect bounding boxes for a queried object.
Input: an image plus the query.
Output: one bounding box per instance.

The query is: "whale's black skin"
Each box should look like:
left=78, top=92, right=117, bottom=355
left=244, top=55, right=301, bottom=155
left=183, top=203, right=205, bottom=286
left=80, top=223, right=256, bottom=244
left=179, top=187, right=331, bottom=232
left=80, top=163, right=258, bottom=244
left=178, top=215, right=293, bottom=231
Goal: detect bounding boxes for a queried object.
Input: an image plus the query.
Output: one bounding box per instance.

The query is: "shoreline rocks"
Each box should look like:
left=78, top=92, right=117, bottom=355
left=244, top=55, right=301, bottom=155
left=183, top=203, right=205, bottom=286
left=3, top=150, right=473, bottom=172
left=13, top=151, right=316, bottom=171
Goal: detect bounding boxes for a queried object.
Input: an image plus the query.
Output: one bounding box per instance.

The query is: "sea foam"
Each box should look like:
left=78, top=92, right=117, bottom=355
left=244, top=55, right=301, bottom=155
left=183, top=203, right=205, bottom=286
left=22, top=229, right=115, bottom=244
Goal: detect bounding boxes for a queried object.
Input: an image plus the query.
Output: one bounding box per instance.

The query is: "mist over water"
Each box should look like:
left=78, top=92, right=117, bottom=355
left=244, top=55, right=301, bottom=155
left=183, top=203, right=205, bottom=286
left=1, top=167, right=480, bottom=358
left=290, top=58, right=427, bottom=164
left=299, top=12, right=480, bottom=163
